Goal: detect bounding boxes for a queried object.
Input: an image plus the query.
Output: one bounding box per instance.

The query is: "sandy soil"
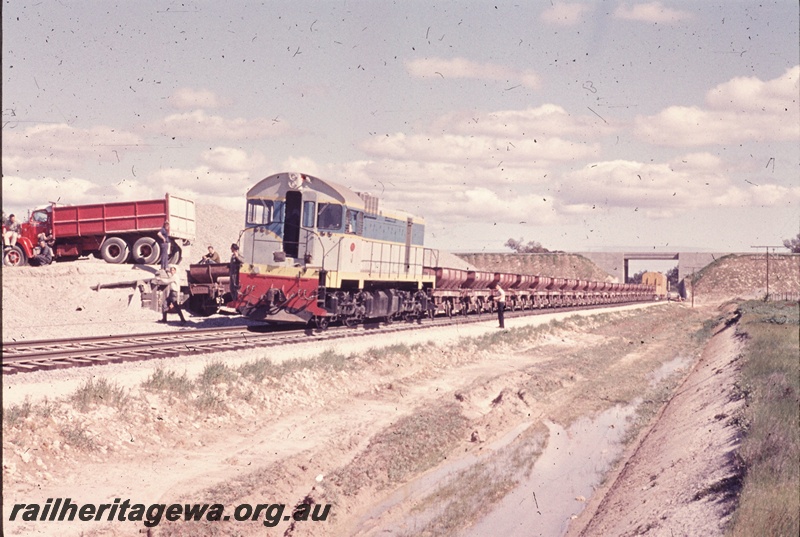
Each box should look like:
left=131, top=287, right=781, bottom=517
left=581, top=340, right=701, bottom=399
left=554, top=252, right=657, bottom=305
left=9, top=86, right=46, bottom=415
left=2, top=225, right=755, bottom=537
left=2, top=292, right=738, bottom=537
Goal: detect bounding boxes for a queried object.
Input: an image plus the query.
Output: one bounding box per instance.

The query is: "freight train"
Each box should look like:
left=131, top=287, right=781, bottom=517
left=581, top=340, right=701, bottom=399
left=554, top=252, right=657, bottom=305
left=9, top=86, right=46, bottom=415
left=229, top=172, right=655, bottom=328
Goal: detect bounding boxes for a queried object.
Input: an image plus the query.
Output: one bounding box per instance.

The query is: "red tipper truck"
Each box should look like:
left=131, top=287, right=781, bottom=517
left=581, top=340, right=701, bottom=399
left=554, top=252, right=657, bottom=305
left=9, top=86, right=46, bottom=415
left=2, top=194, right=195, bottom=267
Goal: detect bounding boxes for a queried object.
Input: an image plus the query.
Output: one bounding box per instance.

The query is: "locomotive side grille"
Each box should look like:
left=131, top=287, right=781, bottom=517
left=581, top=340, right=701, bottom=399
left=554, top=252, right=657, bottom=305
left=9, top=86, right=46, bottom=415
left=357, top=192, right=380, bottom=216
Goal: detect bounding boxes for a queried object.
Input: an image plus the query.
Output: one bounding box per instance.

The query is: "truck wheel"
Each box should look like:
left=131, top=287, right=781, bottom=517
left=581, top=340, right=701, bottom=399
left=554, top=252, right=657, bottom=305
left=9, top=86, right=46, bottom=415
left=132, top=237, right=161, bottom=264
left=100, top=237, right=130, bottom=264
left=3, top=245, right=27, bottom=267
left=168, top=242, right=182, bottom=265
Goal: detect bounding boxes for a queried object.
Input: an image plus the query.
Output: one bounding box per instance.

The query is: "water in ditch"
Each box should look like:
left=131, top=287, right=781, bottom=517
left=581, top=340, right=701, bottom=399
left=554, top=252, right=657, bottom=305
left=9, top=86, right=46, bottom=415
left=353, top=403, right=638, bottom=536
left=462, top=403, right=638, bottom=537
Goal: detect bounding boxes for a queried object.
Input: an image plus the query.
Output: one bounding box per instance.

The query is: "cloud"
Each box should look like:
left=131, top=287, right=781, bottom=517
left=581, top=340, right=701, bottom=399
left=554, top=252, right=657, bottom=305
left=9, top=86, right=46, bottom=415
left=329, top=159, right=557, bottom=226
left=706, top=65, right=800, bottom=113
left=2, top=124, right=143, bottom=173
left=405, top=57, right=540, bottom=89
left=149, top=110, right=293, bottom=141
left=169, top=88, right=227, bottom=110
left=361, top=132, right=601, bottom=169
left=540, top=2, right=591, bottom=26
left=148, top=166, right=252, bottom=198
left=200, top=147, right=266, bottom=173
left=635, top=66, right=800, bottom=145
left=431, top=105, right=618, bottom=139
left=555, top=153, right=800, bottom=217
left=1, top=175, right=159, bottom=215
left=614, top=2, right=691, bottom=23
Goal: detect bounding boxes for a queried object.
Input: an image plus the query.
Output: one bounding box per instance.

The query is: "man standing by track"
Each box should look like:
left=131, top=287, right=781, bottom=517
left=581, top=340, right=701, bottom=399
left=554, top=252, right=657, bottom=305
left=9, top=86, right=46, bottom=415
left=229, top=243, right=245, bottom=301
left=159, top=265, right=187, bottom=325
left=494, top=284, right=506, bottom=329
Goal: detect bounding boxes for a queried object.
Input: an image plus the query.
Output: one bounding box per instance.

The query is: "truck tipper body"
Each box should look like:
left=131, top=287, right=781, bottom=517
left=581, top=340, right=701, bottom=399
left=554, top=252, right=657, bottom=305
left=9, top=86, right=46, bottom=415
left=2, top=194, right=195, bottom=266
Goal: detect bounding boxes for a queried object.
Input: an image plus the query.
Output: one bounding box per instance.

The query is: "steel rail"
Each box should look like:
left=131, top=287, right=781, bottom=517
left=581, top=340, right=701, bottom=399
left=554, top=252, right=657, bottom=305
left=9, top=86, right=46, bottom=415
left=2, top=301, right=655, bottom=375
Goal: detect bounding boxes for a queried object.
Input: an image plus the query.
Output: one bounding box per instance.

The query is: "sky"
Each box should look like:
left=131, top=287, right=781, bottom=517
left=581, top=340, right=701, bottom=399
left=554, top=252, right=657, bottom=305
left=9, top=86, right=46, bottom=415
left=2, top=0, right=799, bottom=255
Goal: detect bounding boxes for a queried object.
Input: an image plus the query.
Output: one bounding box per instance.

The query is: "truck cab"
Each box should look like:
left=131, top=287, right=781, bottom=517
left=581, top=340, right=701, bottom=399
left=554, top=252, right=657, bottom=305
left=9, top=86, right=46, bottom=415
left=2, top=208, right=51, bottom=266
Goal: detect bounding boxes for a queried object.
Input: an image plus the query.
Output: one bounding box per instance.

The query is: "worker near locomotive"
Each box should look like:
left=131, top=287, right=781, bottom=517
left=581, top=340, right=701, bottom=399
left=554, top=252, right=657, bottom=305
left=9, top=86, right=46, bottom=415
left=216, top=172, right=655, bottom=330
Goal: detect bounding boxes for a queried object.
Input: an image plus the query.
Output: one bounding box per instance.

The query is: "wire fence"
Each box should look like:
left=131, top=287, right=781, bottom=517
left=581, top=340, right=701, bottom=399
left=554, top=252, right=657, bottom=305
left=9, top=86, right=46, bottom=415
left=763, top=291, right=800, bottom=302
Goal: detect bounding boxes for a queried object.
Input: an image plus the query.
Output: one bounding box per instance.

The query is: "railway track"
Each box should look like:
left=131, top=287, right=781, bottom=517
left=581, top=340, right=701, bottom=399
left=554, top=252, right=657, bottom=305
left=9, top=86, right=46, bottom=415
left=2, top=301, right=654, bottom=375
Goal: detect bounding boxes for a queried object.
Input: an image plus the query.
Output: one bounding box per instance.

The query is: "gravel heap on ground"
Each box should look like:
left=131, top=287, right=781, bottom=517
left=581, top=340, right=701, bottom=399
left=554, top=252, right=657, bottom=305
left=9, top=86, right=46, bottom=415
left=2, top=203, right=250, bottom=342
left=187, top=202, right=244, bottom=265
left=457, top=252, right=613, bottom=281
left=690, top=254, right=800, bottom=303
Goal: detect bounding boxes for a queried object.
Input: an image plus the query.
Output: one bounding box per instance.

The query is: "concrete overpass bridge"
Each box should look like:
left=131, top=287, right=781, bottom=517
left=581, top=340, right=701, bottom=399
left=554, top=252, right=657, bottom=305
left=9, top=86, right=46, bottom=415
left=577, top=251, right=739, bottom=283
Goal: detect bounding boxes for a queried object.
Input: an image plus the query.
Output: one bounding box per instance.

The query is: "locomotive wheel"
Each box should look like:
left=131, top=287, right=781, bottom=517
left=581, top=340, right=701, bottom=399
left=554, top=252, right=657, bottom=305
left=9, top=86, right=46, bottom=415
left=132, top=237, right=160, bottom=264
left=100, top=237, right=130, bottom=264
left=343, top=315, right=359, bottom=328
left=313, top=316, right=330, bottom=330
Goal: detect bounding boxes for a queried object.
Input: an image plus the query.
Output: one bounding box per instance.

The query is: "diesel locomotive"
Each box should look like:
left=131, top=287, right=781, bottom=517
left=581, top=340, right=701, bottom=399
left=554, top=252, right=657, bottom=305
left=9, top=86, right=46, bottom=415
left=230, top=172, right=654, bottom=328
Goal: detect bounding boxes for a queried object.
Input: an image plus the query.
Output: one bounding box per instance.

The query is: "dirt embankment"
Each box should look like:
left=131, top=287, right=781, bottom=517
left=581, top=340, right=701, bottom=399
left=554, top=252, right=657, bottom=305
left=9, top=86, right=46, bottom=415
left=3, top=302, right=722, bottom=537
left=568, top=308, right=745, bottom=537
left=689, top=254, right=800, bottom=303
left=457, top=253, right=613, bottom=281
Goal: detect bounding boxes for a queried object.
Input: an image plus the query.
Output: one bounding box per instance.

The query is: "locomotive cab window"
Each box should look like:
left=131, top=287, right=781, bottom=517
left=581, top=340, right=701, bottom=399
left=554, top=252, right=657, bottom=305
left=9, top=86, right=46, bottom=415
left=246, top=199, right=276, bottom=225
left=317, top=203, right=343, bottom=231
left=345, top=209, right=362, bottom=234
left=302, top=201, right=316, bottom=228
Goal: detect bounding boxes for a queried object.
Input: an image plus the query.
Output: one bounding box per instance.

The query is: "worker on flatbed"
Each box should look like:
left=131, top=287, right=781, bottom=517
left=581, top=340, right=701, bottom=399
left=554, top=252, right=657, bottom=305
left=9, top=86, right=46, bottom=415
left=199, top=245, right=221, bottom=264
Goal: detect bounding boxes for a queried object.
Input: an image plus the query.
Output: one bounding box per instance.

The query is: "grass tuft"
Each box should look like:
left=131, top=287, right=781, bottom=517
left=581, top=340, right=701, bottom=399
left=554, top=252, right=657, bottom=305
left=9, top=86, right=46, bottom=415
left=198, top=361, right=237, bottom=386
left=60, top=424, right=97, bottom=451
left=142, top=368, right=193, bottom=397
left=72, top=378, right=129, bottom=411
left=728, top=300, right=799, bottom=537
left=3, top=398, right=33, bottom=427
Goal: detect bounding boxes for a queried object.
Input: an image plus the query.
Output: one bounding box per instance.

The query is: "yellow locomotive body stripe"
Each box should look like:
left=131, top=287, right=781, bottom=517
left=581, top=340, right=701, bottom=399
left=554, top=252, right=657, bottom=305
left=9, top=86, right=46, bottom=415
left=241, top=264, right=435, bottom=290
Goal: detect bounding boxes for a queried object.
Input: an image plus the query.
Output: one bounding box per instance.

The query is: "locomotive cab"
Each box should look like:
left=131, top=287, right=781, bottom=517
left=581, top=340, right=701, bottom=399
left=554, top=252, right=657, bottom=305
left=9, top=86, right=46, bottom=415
left=243, top=172, right=369, bottom=269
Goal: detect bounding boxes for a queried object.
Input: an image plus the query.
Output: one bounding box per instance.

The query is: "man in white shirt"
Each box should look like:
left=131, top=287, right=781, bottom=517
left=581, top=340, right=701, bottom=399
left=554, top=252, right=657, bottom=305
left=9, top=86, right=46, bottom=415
left=159, top=265, right=187, bottom=325
left=494, top=284, right=506, bottom=329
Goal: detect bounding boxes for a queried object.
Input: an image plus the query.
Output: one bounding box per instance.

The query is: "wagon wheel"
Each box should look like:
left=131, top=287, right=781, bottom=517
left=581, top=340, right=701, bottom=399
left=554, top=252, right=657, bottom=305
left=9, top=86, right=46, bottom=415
left=343, top=315, right=359, bottom=328
left=444, top=300, right=453, bottom=318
